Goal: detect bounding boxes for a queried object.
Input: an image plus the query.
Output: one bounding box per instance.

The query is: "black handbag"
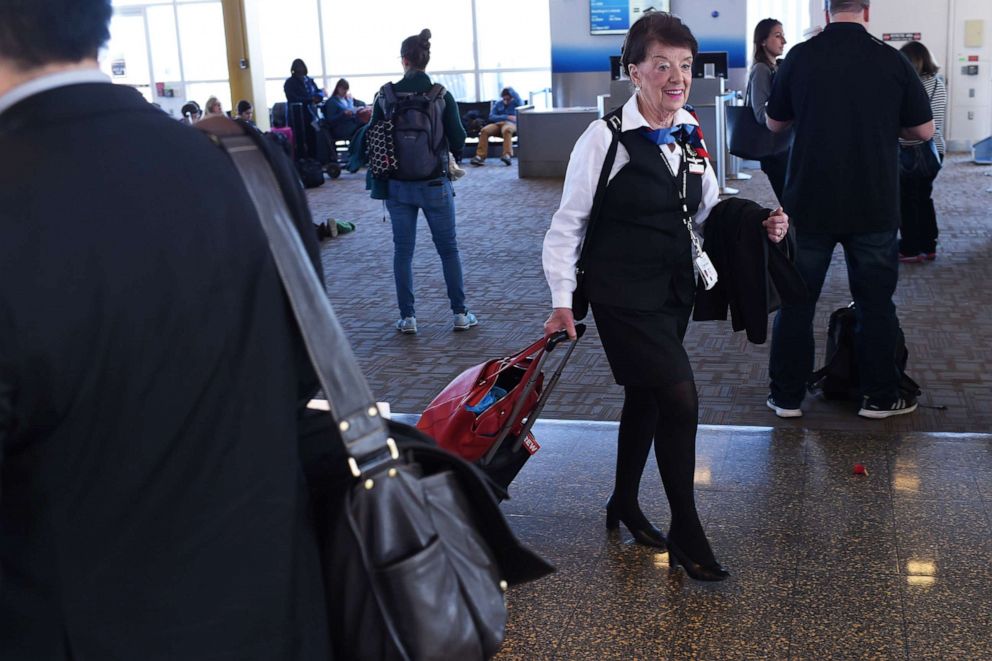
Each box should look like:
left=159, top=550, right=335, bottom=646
left=899, top=80, right=942, bottom=180
left=572, top=112, right=622, bottom=321
left=899, top=140, right=942, bottom=180
left=202, top=119, right=554, bottom=660
left=728, top=77, right=789, bottom=161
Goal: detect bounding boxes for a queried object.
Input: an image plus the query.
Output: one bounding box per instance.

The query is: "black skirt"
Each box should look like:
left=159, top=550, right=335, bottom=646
left=590, top=296, right=693, bottom=387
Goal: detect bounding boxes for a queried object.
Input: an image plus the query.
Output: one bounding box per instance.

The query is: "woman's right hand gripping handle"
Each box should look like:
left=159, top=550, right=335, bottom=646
left=544, top=307, right=577, bottom=341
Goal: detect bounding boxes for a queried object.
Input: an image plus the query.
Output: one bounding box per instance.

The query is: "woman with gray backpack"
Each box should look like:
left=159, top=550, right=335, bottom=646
left=366, top=28, right=477, bottom=335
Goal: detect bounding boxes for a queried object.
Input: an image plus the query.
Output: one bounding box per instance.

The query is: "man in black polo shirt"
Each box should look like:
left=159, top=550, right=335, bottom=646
left=763, top=0, right=934, bottom=419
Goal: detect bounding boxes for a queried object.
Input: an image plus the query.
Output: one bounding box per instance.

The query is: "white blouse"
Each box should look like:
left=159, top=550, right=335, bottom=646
left=542, top=93, right=721, bottom=309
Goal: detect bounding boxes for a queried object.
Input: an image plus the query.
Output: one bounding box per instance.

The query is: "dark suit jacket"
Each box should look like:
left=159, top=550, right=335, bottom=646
left=693, top=198, right=807, bottom=343
left=0, top=83, right=330, bottom=660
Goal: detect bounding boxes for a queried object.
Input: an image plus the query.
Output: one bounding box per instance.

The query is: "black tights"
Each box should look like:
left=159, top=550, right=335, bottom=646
left=612, top=380, right=715, bottom=565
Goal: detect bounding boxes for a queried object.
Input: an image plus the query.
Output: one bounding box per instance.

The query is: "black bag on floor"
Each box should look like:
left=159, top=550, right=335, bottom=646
left=295, top=157, right=324, bottom=188
left=807, top=303, right=920, bottom=400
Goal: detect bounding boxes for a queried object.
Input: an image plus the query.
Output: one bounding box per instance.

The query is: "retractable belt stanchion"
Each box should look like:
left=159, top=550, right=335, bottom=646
left=714, top=91, right=738, bottom=196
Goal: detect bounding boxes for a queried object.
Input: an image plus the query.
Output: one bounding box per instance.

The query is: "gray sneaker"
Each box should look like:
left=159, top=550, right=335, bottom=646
left=500, top=155, right=512, bottom=166
left=395, top=316, right=417, bottom=334
left=470, top=155, right=486, bottom=166
left=453, top=311, right=478, bottom=331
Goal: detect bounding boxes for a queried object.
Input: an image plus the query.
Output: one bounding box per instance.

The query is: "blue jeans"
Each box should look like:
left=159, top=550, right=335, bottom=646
left=385, top=178, right=466, bottom=318
left=769, top=230, right=901, bottom=406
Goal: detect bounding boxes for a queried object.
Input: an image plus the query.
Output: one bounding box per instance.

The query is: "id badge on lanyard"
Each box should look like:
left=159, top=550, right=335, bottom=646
left=664, top=142, right=718, bottom=290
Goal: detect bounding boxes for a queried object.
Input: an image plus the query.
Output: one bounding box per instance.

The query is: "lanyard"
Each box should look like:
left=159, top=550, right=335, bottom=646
left=659, top=140, right=705, bottom=258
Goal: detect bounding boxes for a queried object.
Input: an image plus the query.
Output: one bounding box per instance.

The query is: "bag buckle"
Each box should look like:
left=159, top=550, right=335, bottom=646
left=348, top=437, right=400, bottom=478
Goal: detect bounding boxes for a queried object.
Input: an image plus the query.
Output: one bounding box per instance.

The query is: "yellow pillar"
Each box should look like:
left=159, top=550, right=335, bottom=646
left=220, top=0, right=270, bottom=130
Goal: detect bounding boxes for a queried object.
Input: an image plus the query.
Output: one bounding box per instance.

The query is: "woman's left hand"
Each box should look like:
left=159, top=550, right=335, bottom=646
left=762, top=207, right=789, bottom=243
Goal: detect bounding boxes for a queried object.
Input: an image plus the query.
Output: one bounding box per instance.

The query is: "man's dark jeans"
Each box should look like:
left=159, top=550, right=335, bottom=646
left=769, top=229, right=902, bottom=406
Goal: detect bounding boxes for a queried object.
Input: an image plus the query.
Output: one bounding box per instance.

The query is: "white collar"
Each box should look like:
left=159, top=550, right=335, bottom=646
left=0, top=68, right=111, bottom=118
left=620, top=92, right=699, bottom=131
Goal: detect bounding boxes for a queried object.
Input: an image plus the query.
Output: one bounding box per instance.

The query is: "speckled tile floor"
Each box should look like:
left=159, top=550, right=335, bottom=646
left=474, top=420, right=992, bottom=661
left=322, top=154, right=992, bottom=660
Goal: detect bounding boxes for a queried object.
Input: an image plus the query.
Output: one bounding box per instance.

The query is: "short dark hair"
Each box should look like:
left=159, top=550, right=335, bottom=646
left=621, top=12, right=698, bottom=72
left=829, top=0, right=870, bottom=14
left=236, top=100, right=252, bottom=114
left=900, top=41, right=939, bottom=77
left=752, top=18, right=782, bottom=68
left=290, top=58, right=308, bottom=76
left=0, top=0, right=112, bottom=69
left=401, top=29, right=432, bottom=70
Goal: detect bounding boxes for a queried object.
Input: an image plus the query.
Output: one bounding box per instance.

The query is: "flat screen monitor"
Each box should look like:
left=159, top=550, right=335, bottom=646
left=691, top=51, right=729, bottom=79
left=590, top=1, right=670, bottom=36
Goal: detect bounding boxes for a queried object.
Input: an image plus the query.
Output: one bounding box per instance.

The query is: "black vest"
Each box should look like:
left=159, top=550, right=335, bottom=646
left=584, top=128, right=703, bottom=311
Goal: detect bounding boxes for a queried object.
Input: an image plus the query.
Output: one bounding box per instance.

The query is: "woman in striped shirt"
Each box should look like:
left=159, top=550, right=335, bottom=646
left=898, top=41, right=947, bottom=262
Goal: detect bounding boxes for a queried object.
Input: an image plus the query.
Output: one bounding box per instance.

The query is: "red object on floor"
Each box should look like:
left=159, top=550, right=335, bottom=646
left=853, top=463, right=869, bottom=476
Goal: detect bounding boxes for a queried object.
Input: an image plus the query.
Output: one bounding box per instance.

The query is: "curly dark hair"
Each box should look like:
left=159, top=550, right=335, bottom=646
left=0, top=0, right=112, bottom=68
left=621, top=12, right=698, bottom=72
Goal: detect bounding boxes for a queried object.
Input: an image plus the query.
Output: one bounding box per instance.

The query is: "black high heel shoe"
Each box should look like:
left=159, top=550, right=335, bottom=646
left=665, top=538, right=730, bottom=582
left=605, top=498, right=667, bottom=549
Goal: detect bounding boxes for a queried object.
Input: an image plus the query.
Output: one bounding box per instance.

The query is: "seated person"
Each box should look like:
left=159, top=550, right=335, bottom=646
left=234, top=99, right=262, bottom=135
left=470, top=87, right=522, bottom=166
left=180, top=100, right=202, bottom=125
left=322, top=78, right=371, bottom=141
left=203, top=95, right=225, bottom=118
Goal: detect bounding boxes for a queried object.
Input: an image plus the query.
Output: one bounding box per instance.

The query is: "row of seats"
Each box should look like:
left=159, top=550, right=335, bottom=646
left=268, top=100, right=527, bottom=163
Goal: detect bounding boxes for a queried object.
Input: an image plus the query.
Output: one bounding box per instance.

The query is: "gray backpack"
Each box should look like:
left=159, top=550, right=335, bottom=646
left=374, top=82, right=448, bottom=181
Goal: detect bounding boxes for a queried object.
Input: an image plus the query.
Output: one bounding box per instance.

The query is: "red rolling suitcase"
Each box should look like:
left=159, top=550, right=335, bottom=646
left=417, top=325, right=586, bottom=493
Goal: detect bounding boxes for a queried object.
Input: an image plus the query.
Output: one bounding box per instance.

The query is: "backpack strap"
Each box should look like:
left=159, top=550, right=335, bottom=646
left=425, top=83, right=446, bottom=102
left=575, top=108, right=623, bottom=274
left=380, top=82, right=398, bottom=106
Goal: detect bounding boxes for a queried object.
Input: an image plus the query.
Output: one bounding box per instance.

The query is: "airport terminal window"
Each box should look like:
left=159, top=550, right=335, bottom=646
left=257, top=0, right=324, bottom=81
left=176, top=3, right=229, bottom=82
left=475, top=0, right=551, bottom=71
left=106, top=0, right=233, bottom=117
left=108, top=0, right=551, bottom=113
left=146, top=5, right=182, bottom=84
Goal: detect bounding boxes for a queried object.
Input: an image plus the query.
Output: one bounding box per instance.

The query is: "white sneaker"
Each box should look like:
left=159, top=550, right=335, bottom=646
left=395, top=317, right=417, bottom=334
left=766, top=397, right=802, bottom=418
left=453, top=311, right=478, bottom=331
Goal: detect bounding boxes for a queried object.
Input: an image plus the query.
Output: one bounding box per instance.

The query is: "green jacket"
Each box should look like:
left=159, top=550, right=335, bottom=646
left=366, top=70, right=466, bottom=200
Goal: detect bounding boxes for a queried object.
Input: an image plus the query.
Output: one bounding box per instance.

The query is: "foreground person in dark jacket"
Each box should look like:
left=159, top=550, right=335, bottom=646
left=0, top=2, right=329, bottom=658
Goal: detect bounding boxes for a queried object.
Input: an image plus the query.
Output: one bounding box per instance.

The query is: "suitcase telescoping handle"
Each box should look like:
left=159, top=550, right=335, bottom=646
left=480, top=324, right=586, bottom=466
left=546, top=324, right=587, bottom=352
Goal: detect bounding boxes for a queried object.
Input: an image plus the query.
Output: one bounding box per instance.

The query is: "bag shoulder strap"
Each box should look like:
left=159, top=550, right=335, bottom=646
left=198, top=118, right=394, bottom=475
left=576, top=109, right=623, bottom=271
left=425, top=83, right=446, bottom=102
